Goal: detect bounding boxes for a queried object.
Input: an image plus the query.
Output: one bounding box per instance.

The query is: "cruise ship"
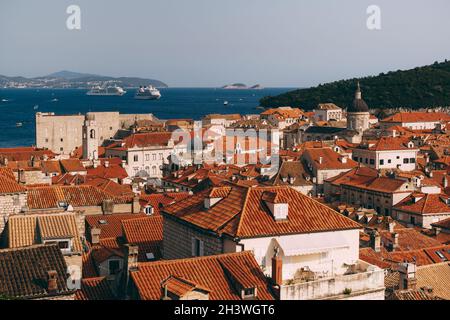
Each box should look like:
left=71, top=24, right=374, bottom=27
left=134, top=86, right=161, bottom=100
left=86, top=85, right=127, bottom=96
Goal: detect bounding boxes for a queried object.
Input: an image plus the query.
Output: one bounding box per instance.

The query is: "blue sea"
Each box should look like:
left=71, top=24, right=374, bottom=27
left=0, top=88, right=292, bottom=147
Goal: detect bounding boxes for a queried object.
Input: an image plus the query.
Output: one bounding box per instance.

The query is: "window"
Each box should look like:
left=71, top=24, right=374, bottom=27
left=159, top=153, right=163, bottom=160
left=379, top=159, right=384, bottom=165
left=353, top=156, right=358, bottom=161
left=410, top=158, right=416, bottom=163
left=396, top=156, right=400, bottom=159
left=45, top=138, right=49, bottom=143
left=191, top=238, right=204, bottom=257
left=152, top=166, right=157, bottom=175
left=145, top=206, right=154, bottom=215
left=388, top=159, right=392, bottom=164
left=410, top=216, right=416, bottom=224
left=384, top=208, right=389, bottom=216
left=58, top=241, right=69, bottom=249
left=152, top=154, right=156, bottom=161
left=60, top=147, right=63, bottom=151
left=403, top=158, right=409, bottom=164
left=145, top=154, right=149, bottom=161
left=60, top=138, right=64, bottom=142
left=134, top=155, right=139, bottom=162
left=243, top=288, right=256, bottom=298
left=109, top=260, right=120, bottom=275
left=365, top=158, right=368, bottom=164
left=109, top=126, right=113, bottom=130
left=370, top=159, right=375, bottom=165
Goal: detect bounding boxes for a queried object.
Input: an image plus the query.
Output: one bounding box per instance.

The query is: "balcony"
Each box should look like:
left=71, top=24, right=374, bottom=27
left=280, top=260, right=385, bottom=300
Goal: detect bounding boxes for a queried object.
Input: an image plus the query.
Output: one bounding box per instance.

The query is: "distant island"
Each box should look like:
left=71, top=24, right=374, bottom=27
left=222, top=83, right=264, bottom=90
left=260, top=60, right=450, bottom=110
left=0, top=70, right=168, bottom=89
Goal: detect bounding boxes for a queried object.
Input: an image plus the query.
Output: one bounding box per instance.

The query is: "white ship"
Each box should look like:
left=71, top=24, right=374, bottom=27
left=86, top=85, right=127, bottom=96
left=134, top=86, right=161, bottom=100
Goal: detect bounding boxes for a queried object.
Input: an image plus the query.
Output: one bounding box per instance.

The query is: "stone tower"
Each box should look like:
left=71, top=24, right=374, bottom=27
left=346, top=82, right=370, bottom=143
left=82, top=114, right=98, bottom=160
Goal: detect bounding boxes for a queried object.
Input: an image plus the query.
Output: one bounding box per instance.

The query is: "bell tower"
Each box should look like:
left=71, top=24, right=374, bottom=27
left=82, top=114, right=98, bottom=160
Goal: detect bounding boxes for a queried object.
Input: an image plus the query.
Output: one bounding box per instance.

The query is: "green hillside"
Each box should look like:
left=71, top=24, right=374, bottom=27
left=260, top=60, right=450, bottom=110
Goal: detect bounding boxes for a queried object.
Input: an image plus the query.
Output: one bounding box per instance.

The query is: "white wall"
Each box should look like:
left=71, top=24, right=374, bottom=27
left=238, top=229, right=360, bottom=281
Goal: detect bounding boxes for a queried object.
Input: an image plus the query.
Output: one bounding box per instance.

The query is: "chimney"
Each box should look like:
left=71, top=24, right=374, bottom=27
left=123, top=244, right=139, bottom=296
left=271, top=247, right=282, bottom=286
left=91, top=227, right=101, bottom=245
left=104, top=160, right=109, bottom=168
left=398, top=263, right=417, bottom=290
left=370, top=230, right=381, bottom=253
left=387, top=220, right=395, bottom=233
left=102, top=199, right=114, bottom=215
left=132, top=196, right=141, bottom=213
left=392, top=232, right=399, bottom=251
left=47, top=270, right=58, bottom=294
left=392, top=129, right=397, bottom=138
left=121, top=160, right=126, bottom=168
left=444, top=175, right=448, bottom=189
left=125, top=244, right=139, bottom=272
left=318, top=157, right=323, bottom=164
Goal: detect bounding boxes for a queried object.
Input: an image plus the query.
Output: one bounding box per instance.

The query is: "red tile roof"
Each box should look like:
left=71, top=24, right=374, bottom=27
left=130, top=251, right=275, bottom=300
left=163, top=184, right=361, bottom=238
left=139, top=192, right=190, bottom=215
left=394, top=193, right=450, bottom=215
left=26, top=185, right=125, bottom=210
left=83, top=178, right=134, bottom=198
left=0, top=169, right=26, bottom=194
left=122, top=216, right=163, bottom=261
left=381, top=112, right=450, bottom=123
left=85, top=213, right=146, bottom=240
left=75, top=277, right=117, bottom=300
left=86, top=164, right=128, bottom=180
left=358, top=137, right=417, bottom=152
left=0, top=147, right=56, bottom=161
left=59, top=159, right=86, bottom=173
left=107, top=132, right=176, bottom=149
left=303, top=148, right=358, bottom=170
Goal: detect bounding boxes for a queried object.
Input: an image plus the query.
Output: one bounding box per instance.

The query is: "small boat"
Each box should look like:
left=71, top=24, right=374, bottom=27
left=16, top=122, right=23, bottom=127
left=33, top=105, right=39, bottom=110
left=223, top=101, right=229, bottom=106
left=51, top=98, right=58, bottom=102
left=1, top=99, right=8, bottom=102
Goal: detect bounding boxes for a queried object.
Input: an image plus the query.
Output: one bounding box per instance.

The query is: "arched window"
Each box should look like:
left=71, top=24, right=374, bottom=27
left=90, top=129, right=96, bottom=139
left=152, top=166, right=157, bottom=175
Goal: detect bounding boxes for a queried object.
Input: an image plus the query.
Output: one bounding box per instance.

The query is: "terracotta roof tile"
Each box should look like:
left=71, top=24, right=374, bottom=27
left=381, top=112, right=450, bottom=123
left=75, top=277, right=117, bottom=300
left=86, top=213, right=146, bottom=240
left=163, top=185, right=361, bottom=238
left=122, top=216, right=163, bottom=261
left=130, top=251, right=275, bottom=300
left=0, top=244, right=73, bottom=299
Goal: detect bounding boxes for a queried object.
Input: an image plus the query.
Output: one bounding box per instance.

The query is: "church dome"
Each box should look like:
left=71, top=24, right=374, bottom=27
left=348, top=82, right=369, bottom=113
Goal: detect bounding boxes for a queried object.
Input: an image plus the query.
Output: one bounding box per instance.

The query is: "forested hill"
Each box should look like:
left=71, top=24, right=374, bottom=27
left=260, top=60, right=450, bottom=110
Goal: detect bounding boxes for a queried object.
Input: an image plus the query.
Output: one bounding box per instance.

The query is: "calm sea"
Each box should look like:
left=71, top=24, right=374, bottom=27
left=0, top=87, right=292, bottom=147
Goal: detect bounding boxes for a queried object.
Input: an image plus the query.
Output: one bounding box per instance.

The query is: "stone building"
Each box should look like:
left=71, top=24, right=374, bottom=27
left=0, top=168, right=27, bottom=233
left=36, top=112, right=157, bottom=155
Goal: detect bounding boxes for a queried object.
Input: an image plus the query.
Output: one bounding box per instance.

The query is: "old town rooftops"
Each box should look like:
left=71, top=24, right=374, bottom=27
left=0, top=168, right=26, bottom=194
left=303, top=147, right=358, bottom=170
left=130, top=251, right=275, bottom=300
left=106, top=132, right=181, bottom=149
left=381, top=111, right=450, bottom=123
left=0, top=244, right=73, bottom=299
left=356, top=136, right=418, bottom=152
left=394, top=193, right=450, bottom=215
left=162, top=184, right=361, bottom=238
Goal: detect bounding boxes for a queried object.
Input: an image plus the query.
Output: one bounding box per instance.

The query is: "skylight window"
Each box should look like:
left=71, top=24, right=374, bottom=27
left=145, top=252, right=155, bottom=261
left=435, top=251, right=447, bottom=261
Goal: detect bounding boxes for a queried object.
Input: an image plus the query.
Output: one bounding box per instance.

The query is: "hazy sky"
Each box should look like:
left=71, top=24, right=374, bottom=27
left=1, top=0, right=450, bottom=87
